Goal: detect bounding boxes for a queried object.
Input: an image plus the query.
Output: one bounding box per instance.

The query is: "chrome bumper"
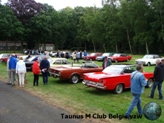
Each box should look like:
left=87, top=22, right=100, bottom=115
left=82, top=80, right=106, bottom=89
left=49, top=72, right=60, bottom=78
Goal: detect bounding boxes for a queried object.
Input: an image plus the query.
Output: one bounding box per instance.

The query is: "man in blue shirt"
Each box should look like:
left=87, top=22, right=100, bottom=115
left=9, top=54, right=18, bottom=86
left=124, top=64, right=147, bottom=118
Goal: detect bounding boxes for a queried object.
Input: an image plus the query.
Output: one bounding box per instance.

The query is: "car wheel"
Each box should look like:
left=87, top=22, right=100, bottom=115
left=115, top=60, right=118, bottom=63
left=126, top=59, right=129, bottom=62
left=69, top=74, right=80, bottom=84
left=147, top=62, right=151, bottom=66
left=147, top=79, right=153, bottom=88
left=114, top=84, right=123, bottom=94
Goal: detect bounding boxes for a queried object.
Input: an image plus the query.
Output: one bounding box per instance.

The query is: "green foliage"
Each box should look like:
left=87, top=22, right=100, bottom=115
left=0, top=0, right=164, bottom=54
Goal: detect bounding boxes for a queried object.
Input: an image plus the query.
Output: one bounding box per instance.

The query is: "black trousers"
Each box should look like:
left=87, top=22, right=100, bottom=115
left=33, top=74, right=39, bottom=86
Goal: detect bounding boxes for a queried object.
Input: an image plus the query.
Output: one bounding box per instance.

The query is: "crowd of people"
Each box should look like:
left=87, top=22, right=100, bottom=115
left=7, top=51, right=50, bottom=87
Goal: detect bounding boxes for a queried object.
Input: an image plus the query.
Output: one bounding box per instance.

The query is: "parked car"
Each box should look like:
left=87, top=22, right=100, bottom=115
left=0, top=54, right=9, bottom=63
left=108, top=53, right=132, bottom=63
left=49, top=61, right=102, bottom=84
left=84, top=52, right=102, bottom=61
left=135, top=54, right=162, bottom=66
left=25, top=55, right=52, bottom=70
left=82, top=64, right=154, bottom=94
left=96, top=52, right=114, bottom=61
left=24, top=55, right=39, bottom=70
left=1, top=53, right=23, bottom=63
left=50, top=58, right=80, bottom=67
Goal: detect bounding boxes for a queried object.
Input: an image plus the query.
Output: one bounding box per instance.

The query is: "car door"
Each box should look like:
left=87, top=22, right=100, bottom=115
left=122, top=66, right=135, bottom=88
left=152, top=55, right=160, bottom=65
left=119, top=54, right=125, bottom=61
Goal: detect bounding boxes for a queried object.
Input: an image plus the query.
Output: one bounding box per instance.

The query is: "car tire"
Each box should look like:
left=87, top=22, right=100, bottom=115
left=114, top=84, right=123, bottom=94
left=127, top=59, right=129, bottom=62
left=147, top=62, right=151, bottom=66
left=69, top=74, right=80, bottom=84
left=115, top=60, right=118, bottom=63
left=147, top=79, right=153, bottom=88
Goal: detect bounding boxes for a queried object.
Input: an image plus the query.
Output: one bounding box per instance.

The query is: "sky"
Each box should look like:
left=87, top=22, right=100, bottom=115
left=1, top=0, right=103, bottom=10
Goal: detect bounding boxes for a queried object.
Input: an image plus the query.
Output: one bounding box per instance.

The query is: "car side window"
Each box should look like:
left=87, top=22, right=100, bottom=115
left=62, top=60, right=69, bottom=64
left=54, top=60, right=61, bottom=64
left=124, top=66, right=135, bottom=73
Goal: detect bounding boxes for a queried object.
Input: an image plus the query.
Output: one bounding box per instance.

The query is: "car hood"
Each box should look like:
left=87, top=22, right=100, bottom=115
left=84, top=72, right=120, bottom=81
left=50, top=66, right=81, bottom=71
left=96, top=56, right=103, bottom=58
left=135, top=59, right=148, bottom=61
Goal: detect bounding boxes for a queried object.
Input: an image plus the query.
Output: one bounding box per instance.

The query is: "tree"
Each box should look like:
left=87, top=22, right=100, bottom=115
left=0, top=4, right=24, bottom=49
left=6, top=0, right=43, bottom=24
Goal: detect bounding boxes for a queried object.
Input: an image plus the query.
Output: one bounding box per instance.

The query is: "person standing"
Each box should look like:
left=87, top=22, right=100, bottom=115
left=32, top=58, right=40, bottom=86
left=84, top=50, right=88, bottom=57
left=72, top=51, right=76, bottom=63
left=76, top=51, right=80, bottom=63
left=102, top=57, right=112, bottom=69
left=16, top=57, right=26, bottom=87
left=9, top=54, right=17, bottom=86
left=148, top=59, right=164, bottom=99
left=7, top=54, right=11, bottom=85
left=40, top=56, right=50, bottom=85
left=124, top=64, right=147, bottom=118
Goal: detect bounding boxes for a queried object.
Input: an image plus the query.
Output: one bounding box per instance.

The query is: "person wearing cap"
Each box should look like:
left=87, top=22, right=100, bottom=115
left=16, top=57, right=26, bottom=87
left=148, top=59, right=164, bottom=100
left=32, top=58, right=40, bottom=86
left=40, top=56, right=50, bottom=85
left=9, top=54, right=18, bottom=86
left=102, top=56, right=112, bottom=70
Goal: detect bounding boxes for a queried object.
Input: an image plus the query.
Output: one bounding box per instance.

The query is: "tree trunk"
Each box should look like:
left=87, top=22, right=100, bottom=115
left=115, top=42, right=118, bottom=52
left=126, top=29, right=133, bottom=54
left=92, top=40, right=96, bottom=52
left=103, top=43, right=106, bottom=52
left=145, top=41, right=149, bottom=54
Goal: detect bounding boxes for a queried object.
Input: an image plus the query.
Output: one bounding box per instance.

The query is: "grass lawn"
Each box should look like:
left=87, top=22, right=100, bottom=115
left=0, top=55, right=163, bottom=123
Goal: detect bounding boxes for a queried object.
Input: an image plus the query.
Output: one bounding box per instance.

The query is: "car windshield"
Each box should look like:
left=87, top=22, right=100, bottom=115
left=27, top=56, right=37, bottom=61
left=102, top=53, right=109, bottom=56
left=90, top=53, right=96, bottom=56
left=113, top=54, right=120, bottom=57
left=143, top=55, right=153, bottom=59
left=103, top=66, right=123, bottom=74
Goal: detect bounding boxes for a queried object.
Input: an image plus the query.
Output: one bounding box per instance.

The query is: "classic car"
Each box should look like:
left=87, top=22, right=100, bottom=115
left=135, top=54, right=162, bottom=66
left=82, top=64, right=154, bottom=94
left=24, top=55, right=39, bottom=70
left=0, top=54, right=9, bottom=63
left=1, top=53, right=23, bottom=63
left=49, top=61, right=103, bottom=84
left=108, top=53, right=132, bottom=63
left=50, top=58, right=80, bottom=67
left=96, top=52, right=114, bottom=61
left=84, top=52, right=102, bottom=61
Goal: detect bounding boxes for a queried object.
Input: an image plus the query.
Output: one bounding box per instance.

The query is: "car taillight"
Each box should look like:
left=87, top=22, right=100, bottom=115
left=99, top=79, right=104, bottom=83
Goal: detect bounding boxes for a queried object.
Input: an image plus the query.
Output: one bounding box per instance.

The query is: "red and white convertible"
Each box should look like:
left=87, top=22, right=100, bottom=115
left=82, top=64, right=154, bottom=94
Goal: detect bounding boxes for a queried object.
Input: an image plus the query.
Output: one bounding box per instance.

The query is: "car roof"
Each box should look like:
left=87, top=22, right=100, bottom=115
left=51, top=58, right=67, bottom=60
left=110, top=64, right=135, bottom=68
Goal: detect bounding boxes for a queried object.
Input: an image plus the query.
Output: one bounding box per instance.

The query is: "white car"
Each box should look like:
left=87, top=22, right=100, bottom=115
left=135, top=54, right=162, bottom=66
